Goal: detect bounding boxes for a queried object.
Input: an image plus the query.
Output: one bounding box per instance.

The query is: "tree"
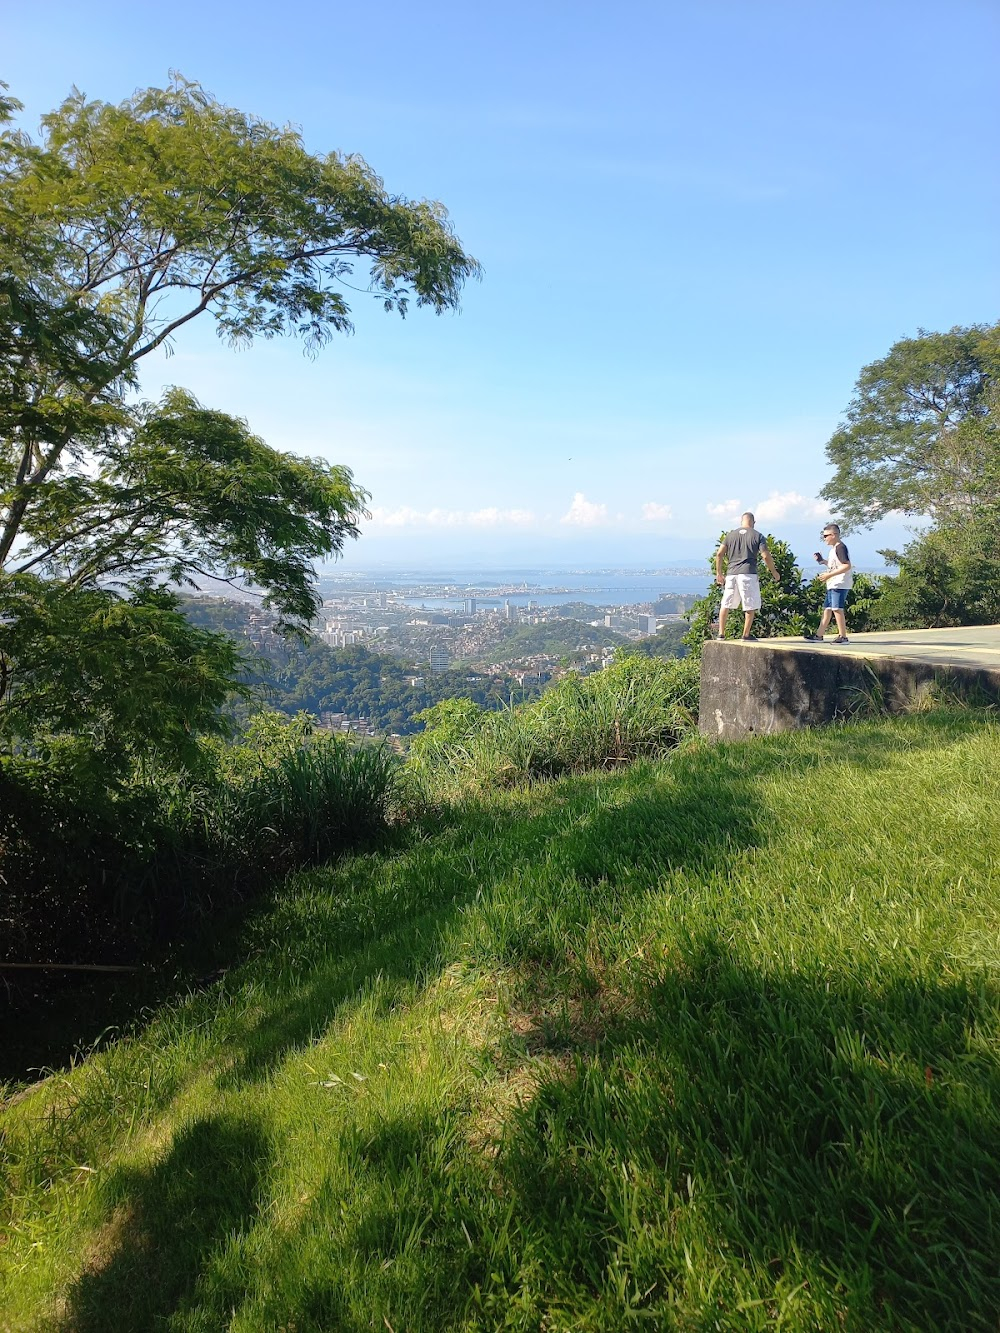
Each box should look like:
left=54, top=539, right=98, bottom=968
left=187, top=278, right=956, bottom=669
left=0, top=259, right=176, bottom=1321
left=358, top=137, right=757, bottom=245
left=0, top=77, right=478, bottom=776
left=0, top=76, right=479, bottom=615
left=632, top=621, right=690, bottom=659
left=821, top=324, right=1000, bottom=529
left=846, top=529, right=1000, bottom=632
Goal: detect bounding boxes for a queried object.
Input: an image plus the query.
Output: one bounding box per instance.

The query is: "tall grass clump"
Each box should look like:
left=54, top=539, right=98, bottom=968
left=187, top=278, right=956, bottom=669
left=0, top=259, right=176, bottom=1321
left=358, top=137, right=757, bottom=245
left=0, top=712, right=399, bottom=967
left=411, top=654, right=699, bottom=793
left=190, top=716, right=400, bottom=877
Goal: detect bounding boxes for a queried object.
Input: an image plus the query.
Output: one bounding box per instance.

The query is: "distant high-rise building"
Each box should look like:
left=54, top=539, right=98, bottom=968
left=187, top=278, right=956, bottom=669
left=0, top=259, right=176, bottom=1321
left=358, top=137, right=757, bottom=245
left=504, top=600, right=512, bottom=620
left=464, top=597, right=477, bottom=614
left=639, top=614, right=658, bottom=635
left=429, top=645, right=450, bottom=674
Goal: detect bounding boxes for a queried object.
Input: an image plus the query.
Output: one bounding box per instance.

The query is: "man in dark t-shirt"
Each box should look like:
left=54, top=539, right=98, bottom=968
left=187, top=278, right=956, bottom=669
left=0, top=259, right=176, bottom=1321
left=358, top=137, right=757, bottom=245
left=714, top=512, right=780, bottom=640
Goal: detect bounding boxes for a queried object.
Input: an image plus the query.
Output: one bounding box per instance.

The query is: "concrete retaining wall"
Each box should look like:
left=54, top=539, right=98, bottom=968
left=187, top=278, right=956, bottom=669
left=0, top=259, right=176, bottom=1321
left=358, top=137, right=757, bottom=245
left=699, top=640, right=1000, bottom=741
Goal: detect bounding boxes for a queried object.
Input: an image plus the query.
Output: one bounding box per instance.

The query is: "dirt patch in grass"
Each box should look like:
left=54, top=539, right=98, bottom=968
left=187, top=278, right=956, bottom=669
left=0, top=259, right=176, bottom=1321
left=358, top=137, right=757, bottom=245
left=75, top=1203, right=138, bottom=1283
left=466, top=1053, right=572, bottom=1160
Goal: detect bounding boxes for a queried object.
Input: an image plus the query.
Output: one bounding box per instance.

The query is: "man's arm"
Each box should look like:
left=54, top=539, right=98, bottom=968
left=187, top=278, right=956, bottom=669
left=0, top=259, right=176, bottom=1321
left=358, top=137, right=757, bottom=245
left=761, top=542, right=780, bottom=582
left=715, top=541, right=727, bottom=585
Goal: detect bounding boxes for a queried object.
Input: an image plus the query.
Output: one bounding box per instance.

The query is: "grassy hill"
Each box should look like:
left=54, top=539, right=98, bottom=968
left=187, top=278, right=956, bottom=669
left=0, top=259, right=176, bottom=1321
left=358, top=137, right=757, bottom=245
left=3, top=709, right=1000, bottom=1329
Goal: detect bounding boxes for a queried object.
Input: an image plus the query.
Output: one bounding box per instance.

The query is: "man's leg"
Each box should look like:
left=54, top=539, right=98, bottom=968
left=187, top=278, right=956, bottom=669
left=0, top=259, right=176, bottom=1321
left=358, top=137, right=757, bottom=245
left=833, top=608, right=847, bottom=637
left=816, top=608, right=833, bottom=635
left=718, top=576, right=738, bottom=637
left=741, top=575, right=761, bottom=639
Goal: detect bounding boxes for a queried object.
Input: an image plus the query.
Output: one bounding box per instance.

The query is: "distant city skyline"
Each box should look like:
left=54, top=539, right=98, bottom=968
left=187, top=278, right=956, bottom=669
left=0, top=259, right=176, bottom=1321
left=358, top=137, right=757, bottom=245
left=7, top=0, right=997, bottom=572
left=327, top=509, right=921, bottom=574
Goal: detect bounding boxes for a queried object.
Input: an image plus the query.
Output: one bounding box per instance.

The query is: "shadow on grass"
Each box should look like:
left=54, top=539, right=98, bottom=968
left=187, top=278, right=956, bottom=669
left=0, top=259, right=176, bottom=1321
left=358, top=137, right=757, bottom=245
left=213, top=734, right=776, bottom=1087
left=45, top=710, right=997, bottom=1330
left=6, top=711, right=965, bottom=1091
left=494, top=940, right=1000, bottom=1328
left=61, top=1113, right=270, bottom=1333
left=294, top=940, right=1000, bottom=1331
left=202, top=710, right=976, bottom=1089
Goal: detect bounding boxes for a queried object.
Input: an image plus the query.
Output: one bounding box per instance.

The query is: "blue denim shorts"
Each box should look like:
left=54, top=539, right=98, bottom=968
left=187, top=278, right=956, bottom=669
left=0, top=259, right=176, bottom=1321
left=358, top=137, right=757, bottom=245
left=824, top=588, right=848, bottom=610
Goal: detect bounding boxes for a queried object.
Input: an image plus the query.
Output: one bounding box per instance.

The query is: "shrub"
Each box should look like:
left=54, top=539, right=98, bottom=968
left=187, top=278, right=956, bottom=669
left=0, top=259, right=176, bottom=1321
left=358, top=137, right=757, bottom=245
left=412, top=655, right=699, bottom=792
left=0, top=712, right=399, bottom=965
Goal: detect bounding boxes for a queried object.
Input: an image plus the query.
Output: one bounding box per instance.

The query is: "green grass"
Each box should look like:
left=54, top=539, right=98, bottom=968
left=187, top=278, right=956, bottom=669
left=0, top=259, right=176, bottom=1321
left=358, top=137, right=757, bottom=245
left=3, top=708, right=1000, bottom=1330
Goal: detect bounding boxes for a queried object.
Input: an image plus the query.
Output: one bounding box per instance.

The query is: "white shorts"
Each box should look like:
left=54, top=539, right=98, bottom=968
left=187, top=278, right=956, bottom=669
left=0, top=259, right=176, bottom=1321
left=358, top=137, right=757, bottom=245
left=721, top=573, right=761, bottom=611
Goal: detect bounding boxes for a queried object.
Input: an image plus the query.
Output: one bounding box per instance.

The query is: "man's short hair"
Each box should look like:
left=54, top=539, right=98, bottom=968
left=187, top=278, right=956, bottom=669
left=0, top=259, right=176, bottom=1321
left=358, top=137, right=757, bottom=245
left=741, top=511, right=755, bottom=525
left=824, top=523, right=841, bottom=536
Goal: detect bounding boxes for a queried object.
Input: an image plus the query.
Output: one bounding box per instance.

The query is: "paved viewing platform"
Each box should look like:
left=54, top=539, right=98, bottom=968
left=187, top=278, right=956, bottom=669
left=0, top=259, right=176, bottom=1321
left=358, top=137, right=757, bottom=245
left=700, top=625, right=1000, bottom=740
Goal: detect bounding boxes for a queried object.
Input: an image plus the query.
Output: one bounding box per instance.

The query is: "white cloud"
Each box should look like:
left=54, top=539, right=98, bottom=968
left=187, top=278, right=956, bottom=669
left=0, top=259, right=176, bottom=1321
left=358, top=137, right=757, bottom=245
left=641, top=502, right=673, bottom=522
left=560, top=492, right=609, bottom=526
left=367, top=505, right=537, bottom=529
left=754, top=491, right=828, bottom=523
left=706, top=492, right=828, bottom=524
left=706, top=498, right=743, bottom=520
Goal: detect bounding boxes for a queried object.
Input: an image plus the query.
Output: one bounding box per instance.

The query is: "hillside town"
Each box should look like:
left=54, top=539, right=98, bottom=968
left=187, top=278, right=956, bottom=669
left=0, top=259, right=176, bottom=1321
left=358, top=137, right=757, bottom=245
left=310, top=583, right=696, bottom=681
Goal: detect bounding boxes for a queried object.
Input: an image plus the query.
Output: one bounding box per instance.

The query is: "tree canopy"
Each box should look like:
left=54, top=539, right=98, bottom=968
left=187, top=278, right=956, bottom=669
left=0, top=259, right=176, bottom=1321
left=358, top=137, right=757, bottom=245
left=0, top=76, right=478, bottom=619
left=1, top=75, right=479, bottom=358
left=821, top=323, right=1000, bottom=530
left=0, top=578, right=244, bottom=777
left=0, top=77, right=478, bottom=774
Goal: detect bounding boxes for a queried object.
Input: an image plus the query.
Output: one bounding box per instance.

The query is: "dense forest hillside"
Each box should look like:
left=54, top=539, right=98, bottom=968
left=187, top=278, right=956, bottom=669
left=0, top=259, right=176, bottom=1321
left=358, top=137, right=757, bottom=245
left=179, top=597, right=544, bottom=732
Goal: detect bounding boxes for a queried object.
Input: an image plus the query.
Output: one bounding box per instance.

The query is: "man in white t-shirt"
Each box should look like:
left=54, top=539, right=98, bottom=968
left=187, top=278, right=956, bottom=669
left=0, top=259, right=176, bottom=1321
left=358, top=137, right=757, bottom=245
left=805, top=523, right=853, bottom=644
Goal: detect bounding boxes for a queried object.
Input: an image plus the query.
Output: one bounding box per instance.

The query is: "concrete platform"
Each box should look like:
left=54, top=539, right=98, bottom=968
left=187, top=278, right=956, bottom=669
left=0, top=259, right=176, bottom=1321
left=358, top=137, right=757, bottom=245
left=699, top=625, right=1000, bottom=740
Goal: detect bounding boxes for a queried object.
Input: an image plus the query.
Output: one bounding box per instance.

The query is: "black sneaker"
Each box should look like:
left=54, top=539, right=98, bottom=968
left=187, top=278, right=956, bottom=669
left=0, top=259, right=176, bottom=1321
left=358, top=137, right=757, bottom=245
left=741, top=635, right=758, bottom=642
left=832, top=635, right=850, bottom=644
left=803, top=633, right=824, bottom=642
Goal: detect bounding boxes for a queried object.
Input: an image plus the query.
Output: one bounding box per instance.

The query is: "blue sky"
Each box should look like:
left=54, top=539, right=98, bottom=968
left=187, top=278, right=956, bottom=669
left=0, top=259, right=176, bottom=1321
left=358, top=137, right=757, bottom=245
left=7, top=0, right=999, bottom=569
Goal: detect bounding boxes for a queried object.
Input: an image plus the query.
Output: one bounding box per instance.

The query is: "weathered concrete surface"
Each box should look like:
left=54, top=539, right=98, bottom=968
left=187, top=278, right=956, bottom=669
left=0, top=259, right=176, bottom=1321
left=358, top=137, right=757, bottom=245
left=699, top=625, right=1000, bottom=740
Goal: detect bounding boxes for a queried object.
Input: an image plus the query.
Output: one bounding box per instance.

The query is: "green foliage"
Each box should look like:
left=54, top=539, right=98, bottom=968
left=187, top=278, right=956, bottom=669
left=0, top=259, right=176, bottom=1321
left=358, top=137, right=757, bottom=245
left=414, top=654, right=700, bottom=791
left=848, top=524, right=1000, bottom=631
left=1, top=74, right=479, bottom=352
left=0, top=709, right=399, bottom=965
left=191, top=724, right=399, bottom=875
left=1, top=75, right=477, bottom=615
left=0, top=78, right=474, bottom=933
left=179, top=597, right=544, bottom=733
left=484, top=617, right=623, bottom=664
left=7, top=388, right=367, bottom=625
left=834, top=569, right=886, bottom=633
left=408, top=697, right=485, bottom=771
left=814, top=324, right=1000, bottom=632
left=630, top=620, right=689, bottom=658
left=822, top=323, right=1000, bottom=529
left=0, top=575, right=243, bottom=779
left=200, top=709, right=318, bottom=784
